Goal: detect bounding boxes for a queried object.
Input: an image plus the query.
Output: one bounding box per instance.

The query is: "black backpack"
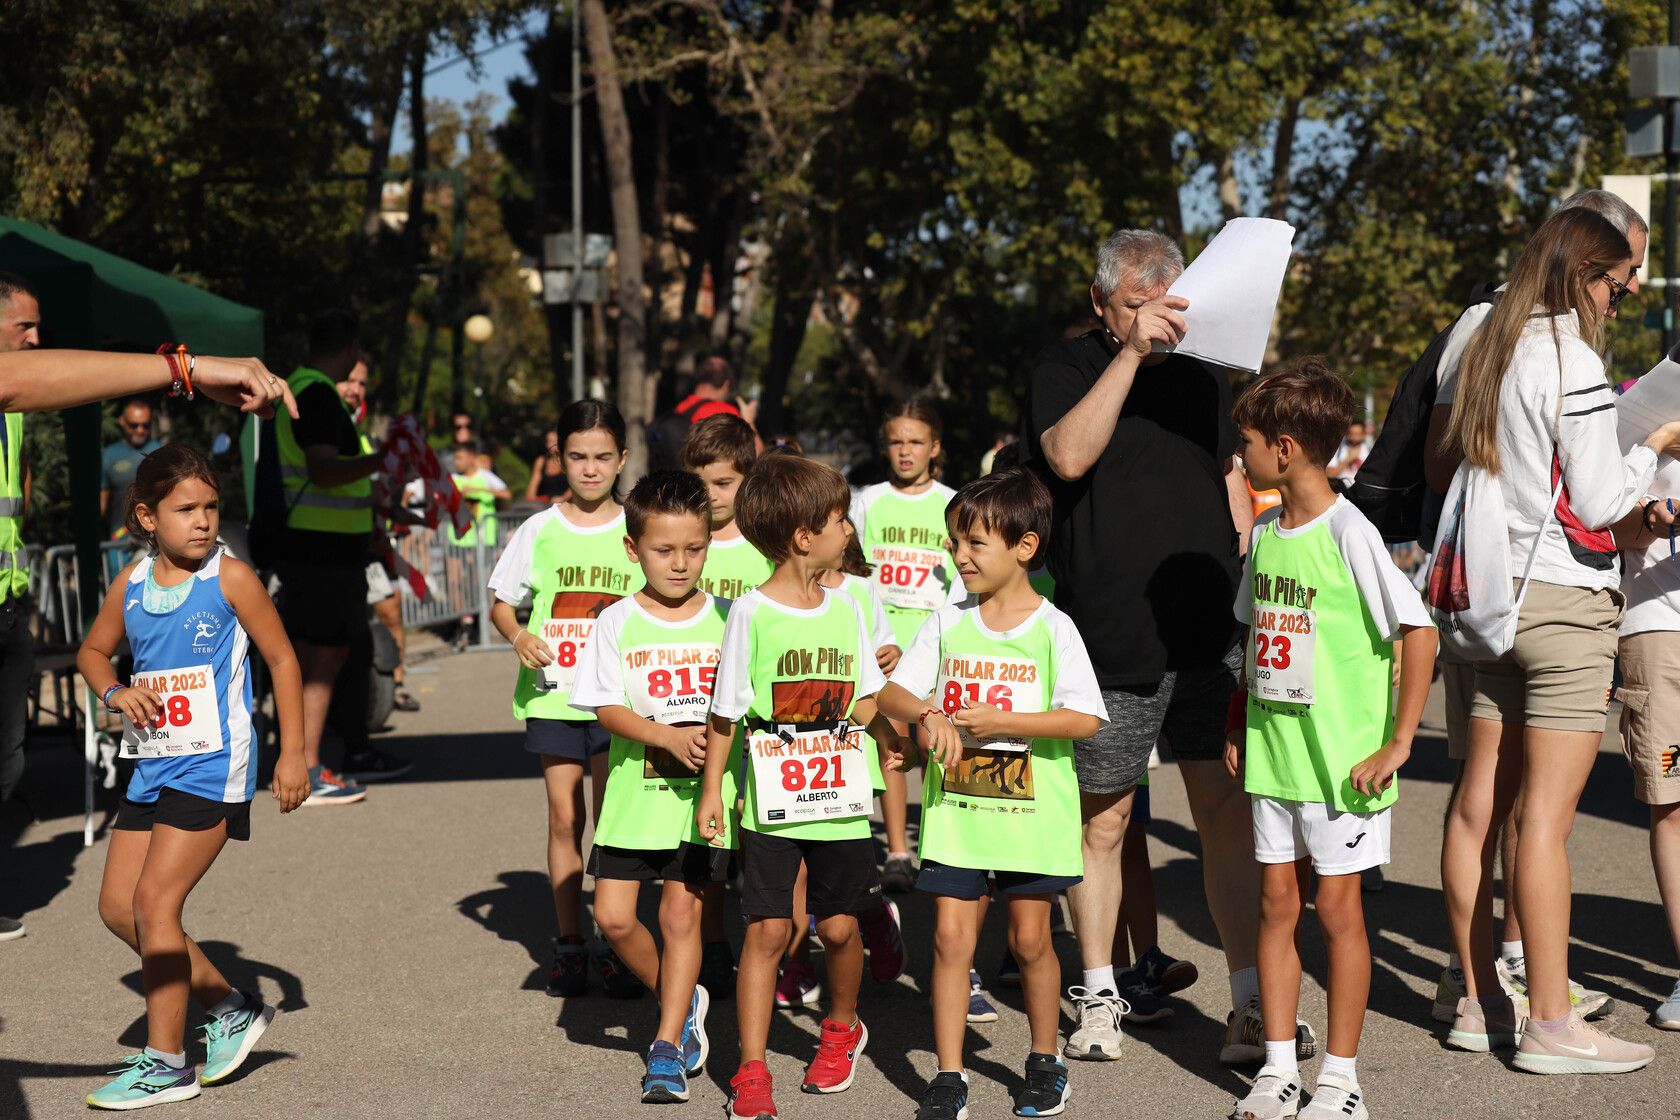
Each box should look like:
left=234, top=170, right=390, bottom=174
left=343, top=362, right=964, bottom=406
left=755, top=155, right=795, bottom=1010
left=645, top=397, right=702, bottom=473
left=1347, top=286, right=1497, bottom=544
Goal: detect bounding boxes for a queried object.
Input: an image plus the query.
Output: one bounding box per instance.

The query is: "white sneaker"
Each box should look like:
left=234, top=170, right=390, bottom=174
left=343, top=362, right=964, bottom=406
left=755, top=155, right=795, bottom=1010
left=1299, top=1074, right=1367, bottom=1120
left=1229, top=1065, right=1302, bottom=1120
left=1063, top=986, right=1127, bottom=1061
left=1497, top=956, right=1612, bottom=1021
left=1431, top=966, right=1464, bottom=1024
left=1221, top=997, right=1319, bottom=1065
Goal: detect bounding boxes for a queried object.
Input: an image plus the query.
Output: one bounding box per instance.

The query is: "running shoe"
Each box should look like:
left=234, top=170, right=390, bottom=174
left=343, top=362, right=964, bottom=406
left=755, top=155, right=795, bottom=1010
left=967, top=970, right=999, bottom=1024
left=1063, top=986, right=1126, bottom=1061
left=1497, top=956, right=1611, bottom=1021
left=774, top=959, right=822, bottom=1008
left=882, top=854, right=920, bottom=893
left=86, top=1053, right=201, bottom=1110
left=1445, top=995, right=1521, bottom=1052
left=0, top=915, right=23, bottom=941
left=729, top=1060, right=777, bottom=1119
left=392, top=689, right=421, bottom=713
left=595, top=942, right=647, bottom=998
left=546, top=935, right=587, bottom=997
left=1230, top=1064, right=1301, bottom=1119
left=861, top=899, right=907, bottom=982
left=1430, top=965, right=1465, bottom=1023
left=642, top=1040, right=689, bottom=1103
left=996, top=948, right=1022, bottom=988
left=199, top=992, right=276, bottom=1085
left=681, top=984, right=710, bottom=1075
left=1013, top=1051, right=1070, bottom=1117
left=802, top=1017, right=867, bottom=1094
left=700, top=940, right=736, bottom=1001
left=1512, top=1011, right=1654, bottom=1075
left=1115, top=966, right=1173, bottom=1024
left=1652, top=976, right=1680, bottom=1029
left=1298, top=1073, right=1364, bottom=1120
left=915, top=1071, right=971, bottom=1120
left=302, top=765, right=366, bottom=806
left=1135, top=945, right=1198, bottom=996
left=1221, top=997, right=1317, bottom=1065
left=339, top=747, right=413, bottom=782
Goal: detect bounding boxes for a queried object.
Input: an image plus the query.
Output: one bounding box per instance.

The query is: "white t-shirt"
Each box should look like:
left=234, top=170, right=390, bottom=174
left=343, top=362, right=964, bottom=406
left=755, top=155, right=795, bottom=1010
left=889, top=598, right=1109, bottom=726
left=1622, top=460, right=1680, bottom=634
left=1234, top=498, right=1432, bottom=641
left=569, top=593, right=728, bottom=713
left=708, top=587, right=886, bottom=722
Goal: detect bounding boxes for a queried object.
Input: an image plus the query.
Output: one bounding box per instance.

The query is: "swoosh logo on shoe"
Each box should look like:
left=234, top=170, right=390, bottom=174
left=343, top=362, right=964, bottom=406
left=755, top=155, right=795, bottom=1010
left=1553, top=1040, right=1599, bottom=1057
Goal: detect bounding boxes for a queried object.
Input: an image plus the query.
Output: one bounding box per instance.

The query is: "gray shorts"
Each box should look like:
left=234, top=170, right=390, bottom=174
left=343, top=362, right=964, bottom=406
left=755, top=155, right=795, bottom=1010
left=1074, top=644, right=1241, bottom=795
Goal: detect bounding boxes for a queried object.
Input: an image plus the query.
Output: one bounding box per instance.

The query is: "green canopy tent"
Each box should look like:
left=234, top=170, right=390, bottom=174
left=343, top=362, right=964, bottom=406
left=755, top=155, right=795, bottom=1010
left=0, top=216, right=263, bottom=611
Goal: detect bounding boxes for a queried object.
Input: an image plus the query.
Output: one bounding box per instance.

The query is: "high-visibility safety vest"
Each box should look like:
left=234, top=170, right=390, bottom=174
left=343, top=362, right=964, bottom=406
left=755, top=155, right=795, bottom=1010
left=0, top=413, right=24, bottom=602
left=274, top=368, right=372, bottom=536
left=449, top=473, right=499, bottom=547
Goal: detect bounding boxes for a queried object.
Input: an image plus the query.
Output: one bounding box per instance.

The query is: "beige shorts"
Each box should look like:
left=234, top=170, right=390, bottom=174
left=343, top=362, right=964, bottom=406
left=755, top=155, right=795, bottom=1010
left=1617, top=631, right=1680, bottom=805
left=1439, top=647, right=1475, bottom=761
left=1470, top=581, right=1621, bottom=734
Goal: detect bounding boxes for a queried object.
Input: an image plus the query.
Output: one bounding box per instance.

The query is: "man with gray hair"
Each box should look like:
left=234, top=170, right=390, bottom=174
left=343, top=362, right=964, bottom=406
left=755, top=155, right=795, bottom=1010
left=1025, top=228, right=1297, bottom=1067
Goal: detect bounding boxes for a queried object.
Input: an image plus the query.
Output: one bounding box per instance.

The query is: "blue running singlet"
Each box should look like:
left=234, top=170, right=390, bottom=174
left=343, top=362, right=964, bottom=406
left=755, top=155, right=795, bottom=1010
left=121, top=547, right=257, bottom=804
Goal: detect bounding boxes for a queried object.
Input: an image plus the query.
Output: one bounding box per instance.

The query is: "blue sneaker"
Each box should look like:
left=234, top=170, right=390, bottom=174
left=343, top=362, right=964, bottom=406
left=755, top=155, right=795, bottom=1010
left=302, top=765, right=366, bottom=806
left=86, top=1053, right=201, bottom=1110
left=915, top=1070, right=970, bottom=1119
left=642, top=1040, right=689, bottom=1103
left=1013, top=1051, right=1070, bottom=1117
left=967, top=970, right=999, bottom=1024
left=681, top=984, right=710, bottom=1074
left=200, top=991, right=276, bottom=1085
left=1653, top=976, right=1680, bottom=1029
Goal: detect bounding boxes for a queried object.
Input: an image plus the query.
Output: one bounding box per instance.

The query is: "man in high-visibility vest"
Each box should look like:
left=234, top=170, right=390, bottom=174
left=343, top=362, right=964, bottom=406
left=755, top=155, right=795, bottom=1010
left=272, top=310, right=385, bottom=806
left=0, top=271, right=39, bottom=943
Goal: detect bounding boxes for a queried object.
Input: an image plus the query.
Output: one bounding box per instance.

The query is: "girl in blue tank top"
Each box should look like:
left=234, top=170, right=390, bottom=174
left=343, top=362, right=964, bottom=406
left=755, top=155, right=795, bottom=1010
left=76, top=443, right=308, bottom=1110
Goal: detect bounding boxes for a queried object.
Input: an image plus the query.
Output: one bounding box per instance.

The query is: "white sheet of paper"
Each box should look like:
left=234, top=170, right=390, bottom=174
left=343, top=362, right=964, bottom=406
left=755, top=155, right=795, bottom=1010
left=1616, top=358, right=1680, bottom=451
left=1156, top=217, right=1296, bottom=372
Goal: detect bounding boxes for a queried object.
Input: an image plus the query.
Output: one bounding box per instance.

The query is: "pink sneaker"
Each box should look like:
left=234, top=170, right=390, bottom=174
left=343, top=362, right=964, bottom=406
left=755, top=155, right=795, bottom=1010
left=860, top=899, right=906, bottom=983
left=774, top=959, right=822, bottom=1009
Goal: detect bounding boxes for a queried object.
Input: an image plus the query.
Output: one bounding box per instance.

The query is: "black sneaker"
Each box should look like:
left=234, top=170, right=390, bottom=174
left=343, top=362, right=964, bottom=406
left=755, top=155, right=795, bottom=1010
left=340, top=748, right=413, bottom=782
left=595, top=942, right=647, bottom=999
left=699, top=940, right=735, bottom=1001
left=546, top=935, right=587, bottom=997
left=0, top=916, right=23, bottom=942
left=915, top=1071, right=970, bottom=1120
left=1116, top=966, right=1173, bottom=1024
left=1013, top=1051, right=1069, bottom=1117
left=392, top=689, right=421, bottom=713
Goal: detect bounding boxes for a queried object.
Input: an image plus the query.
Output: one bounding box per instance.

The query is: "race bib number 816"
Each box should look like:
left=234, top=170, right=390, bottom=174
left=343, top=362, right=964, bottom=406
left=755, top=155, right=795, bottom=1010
left=937, top=654, right=1040, bottom=753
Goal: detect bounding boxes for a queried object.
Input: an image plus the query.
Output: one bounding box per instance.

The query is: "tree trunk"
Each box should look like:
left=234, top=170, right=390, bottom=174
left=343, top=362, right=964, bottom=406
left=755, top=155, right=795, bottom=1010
left=581, top=0, right=649, bottom=483
left=531, top=10, right=572, bottom=417
left=1215, top=147, right=1243, bottom=223
left=757, top=284, right=810, bottom=436
left=1267, top=97, right=1300, bottom=220
left=647, top=85, right=673, bottom=414
left=362, top=74, right=403, bottom=242
left=379, top=37, right=430, bottom=418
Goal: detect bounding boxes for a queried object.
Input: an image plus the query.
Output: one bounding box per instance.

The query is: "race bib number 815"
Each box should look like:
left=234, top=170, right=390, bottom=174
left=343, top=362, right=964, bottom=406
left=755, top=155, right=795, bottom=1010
left=624, top=643, right=719, bottom=726
left=120, top=665, right=223, bottom=759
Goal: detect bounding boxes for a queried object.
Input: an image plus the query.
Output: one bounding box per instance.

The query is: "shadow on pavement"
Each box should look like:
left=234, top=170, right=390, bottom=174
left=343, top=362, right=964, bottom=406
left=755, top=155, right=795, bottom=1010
left=112, top=941, right=308, bottom=1052
left=457, top=870, right=563, bottom=993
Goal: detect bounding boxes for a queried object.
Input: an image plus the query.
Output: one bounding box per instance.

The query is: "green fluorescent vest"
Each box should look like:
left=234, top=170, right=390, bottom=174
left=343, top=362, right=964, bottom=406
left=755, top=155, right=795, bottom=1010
left=0, top=413, right=24, bottom=602
left=275, top=368, right=372, bottom=535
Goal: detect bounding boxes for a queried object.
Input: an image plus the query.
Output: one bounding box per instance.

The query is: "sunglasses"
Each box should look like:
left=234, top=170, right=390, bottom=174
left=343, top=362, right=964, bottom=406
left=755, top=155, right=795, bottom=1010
left=1601, top=271, right=1632, bottom=313
left=123, top=421, right=152, bottom=431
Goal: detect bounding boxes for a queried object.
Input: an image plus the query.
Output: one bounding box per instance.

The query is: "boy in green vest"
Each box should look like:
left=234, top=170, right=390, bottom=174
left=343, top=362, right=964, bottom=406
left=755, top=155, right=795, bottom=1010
left=694, top=453, right=903, bottom=1120
left=1223, top=361, right=1436, bottom=1120
left=877, top=466, right=1108, bottom=1120
left=570, top=471, right=737, bottom=1105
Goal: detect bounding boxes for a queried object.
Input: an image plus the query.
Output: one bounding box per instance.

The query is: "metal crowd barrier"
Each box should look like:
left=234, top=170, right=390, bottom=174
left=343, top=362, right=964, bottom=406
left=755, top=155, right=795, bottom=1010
left=394, top=509, right=528, bottom=647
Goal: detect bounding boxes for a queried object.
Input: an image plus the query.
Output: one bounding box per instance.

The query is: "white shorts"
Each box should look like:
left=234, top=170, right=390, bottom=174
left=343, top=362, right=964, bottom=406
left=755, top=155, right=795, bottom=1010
left=1251, top=796, right=1391, bottom=876
left=365, top=560, right=395, bottom=605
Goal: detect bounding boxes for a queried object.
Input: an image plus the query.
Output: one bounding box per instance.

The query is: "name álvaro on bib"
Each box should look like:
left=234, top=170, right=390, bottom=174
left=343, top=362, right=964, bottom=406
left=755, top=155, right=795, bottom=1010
left=121, top=666, right=222, bottom=758
left=625, top=642, right=719, bottom=782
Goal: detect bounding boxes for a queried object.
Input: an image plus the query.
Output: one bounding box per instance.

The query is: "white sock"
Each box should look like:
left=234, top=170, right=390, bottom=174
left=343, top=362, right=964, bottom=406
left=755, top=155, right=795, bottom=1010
left=1230, top=966, right=1260, bottom=1009
left=936, top=1069, right=969, bottom=1083
left=1319, top=1052, right=1358, bottom=1086
left=1263, top=1039, right=1298, bottom=1075
left=1082, top=965, right=1116, bottom=995
left=144, top=1047, right=187, bottom=1069
left=208, top=990, right=246, bottom=1018
left=1500, top=940, right=1524, bottom=965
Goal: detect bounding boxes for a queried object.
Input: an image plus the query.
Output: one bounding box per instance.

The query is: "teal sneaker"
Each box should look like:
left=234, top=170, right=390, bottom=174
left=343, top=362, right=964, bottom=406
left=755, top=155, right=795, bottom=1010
left=680, top=983, right=710, bottom=1075
left=200, top=992, right=276, bottom=1085
left=86, top=1053, right=200, bottom=1110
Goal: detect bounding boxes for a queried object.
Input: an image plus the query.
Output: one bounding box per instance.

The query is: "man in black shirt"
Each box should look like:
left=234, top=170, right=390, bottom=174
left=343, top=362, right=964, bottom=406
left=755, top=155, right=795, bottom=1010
left=1027, top=229, right=1280, bottom=1064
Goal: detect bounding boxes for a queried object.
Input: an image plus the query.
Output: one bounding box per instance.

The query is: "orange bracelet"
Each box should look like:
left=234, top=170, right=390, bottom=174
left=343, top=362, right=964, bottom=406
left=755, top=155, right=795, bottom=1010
left=156, top=343, right=194, bottom=399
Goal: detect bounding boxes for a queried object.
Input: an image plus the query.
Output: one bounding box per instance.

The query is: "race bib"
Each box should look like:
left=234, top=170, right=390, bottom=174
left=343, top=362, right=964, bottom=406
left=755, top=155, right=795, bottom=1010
left=871, top=545, right=949, bottom=612
left=748, top=723, right=873, bottom=825
left=120, top=665, right=223, bottom=759
left=937, top=655, right=1041, bottom=755
left=623, top=643, right=719, bottom=726
left=1247, top=605, right=1317, bottom=705
left=540, top=617, right=593, bottom=693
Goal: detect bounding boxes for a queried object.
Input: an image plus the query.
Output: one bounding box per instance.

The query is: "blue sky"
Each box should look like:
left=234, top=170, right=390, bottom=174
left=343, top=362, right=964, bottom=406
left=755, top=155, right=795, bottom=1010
left=394, top=16, right=543, bottom=148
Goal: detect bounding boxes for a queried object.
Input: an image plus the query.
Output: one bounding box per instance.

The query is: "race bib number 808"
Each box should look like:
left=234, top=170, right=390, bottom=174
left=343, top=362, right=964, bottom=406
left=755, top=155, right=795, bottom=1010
left=120, top=665, right=223, bottom=759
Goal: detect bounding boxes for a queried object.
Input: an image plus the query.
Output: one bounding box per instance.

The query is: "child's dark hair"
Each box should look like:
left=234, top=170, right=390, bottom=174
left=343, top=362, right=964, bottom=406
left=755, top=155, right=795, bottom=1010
left=881, top=397, right=943, bottom=442
left=736, top=453, right=851, bottom=564
left=840, top=518, right=872, bottom=577
left=683, top=413, right=757, bottom=475
left=946, top=466, right=1052, bottom=563
left=624, top=470, right=711, bottom=540
left=1231, top=358, right=1355, bottom=467
left=557, top=398, right=627, bottom=455
left=126, top=443, right=220, bottom=542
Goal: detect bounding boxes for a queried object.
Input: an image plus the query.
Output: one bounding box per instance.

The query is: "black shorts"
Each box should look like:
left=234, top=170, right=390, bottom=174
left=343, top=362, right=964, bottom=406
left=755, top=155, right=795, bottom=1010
left=526, top=718, right=611, bottom=759
left=277, top=561, right=369, bottom=648
left=587, top=842, right=730, bottom=885
left=114, top=788, right=251, bottom=841
left=737, top=831, right=880, bottom=919
left=916, top=860, right=1081, bottom=900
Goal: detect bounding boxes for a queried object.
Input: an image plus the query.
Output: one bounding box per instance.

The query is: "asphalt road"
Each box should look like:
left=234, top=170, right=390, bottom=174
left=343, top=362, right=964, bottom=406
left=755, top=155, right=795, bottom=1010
left=4, top=645, right=1679, bottom=1119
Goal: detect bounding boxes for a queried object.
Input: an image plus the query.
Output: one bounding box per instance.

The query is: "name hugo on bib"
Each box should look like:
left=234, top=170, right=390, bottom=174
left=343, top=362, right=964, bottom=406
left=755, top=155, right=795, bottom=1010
left=1247, top=605, right=1318, bottom=705
left=748, top=721, right=872, bottom=825
left=937, top=654, right=1041, bottom=753
left=871, top=544, right=949, bottom=612
left=121, top=665, right=223, bottom=758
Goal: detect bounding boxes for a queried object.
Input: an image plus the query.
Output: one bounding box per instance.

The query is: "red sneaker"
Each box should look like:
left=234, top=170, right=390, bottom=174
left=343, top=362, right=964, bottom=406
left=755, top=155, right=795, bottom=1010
left=801, top=1017, right=868, bottom=1094
left=729, top=1060, right=777, bottom=1119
